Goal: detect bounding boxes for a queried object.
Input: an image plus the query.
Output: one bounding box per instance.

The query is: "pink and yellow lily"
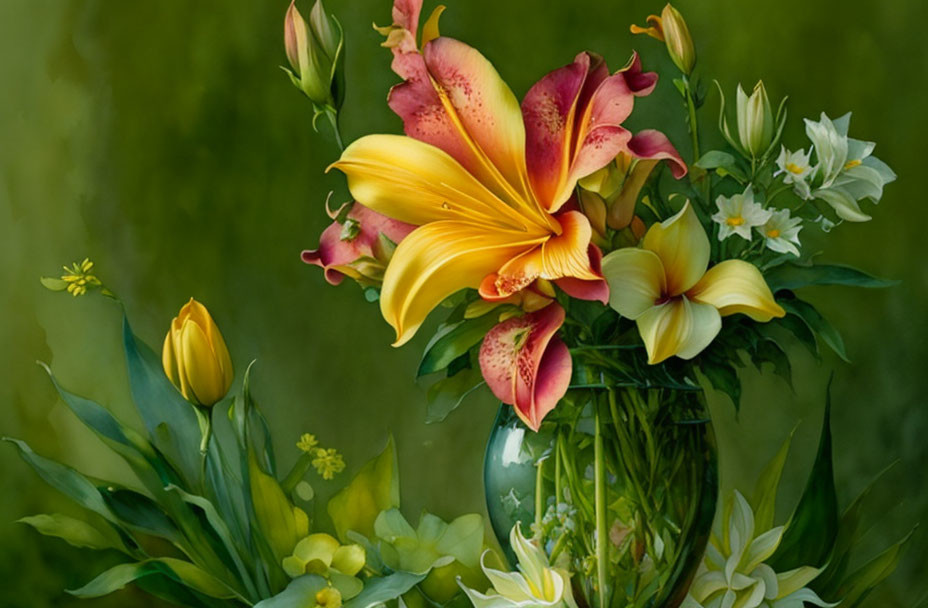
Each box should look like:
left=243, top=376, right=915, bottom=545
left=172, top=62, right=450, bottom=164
left=324, top=0, right=686, bottom=428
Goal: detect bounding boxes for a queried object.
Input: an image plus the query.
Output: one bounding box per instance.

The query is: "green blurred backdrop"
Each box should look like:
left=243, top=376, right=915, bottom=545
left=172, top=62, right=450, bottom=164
left=1, top=0, right=925, bottom=605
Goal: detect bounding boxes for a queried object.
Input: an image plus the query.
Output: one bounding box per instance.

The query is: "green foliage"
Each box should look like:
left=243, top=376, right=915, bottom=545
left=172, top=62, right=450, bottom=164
left=764, top=263, right=897, bottom=293
left=6, top=309, right=483, bottom=608
left=769, top=392, right=839, bottom=570
left=327, top=436, right=400, bottom=542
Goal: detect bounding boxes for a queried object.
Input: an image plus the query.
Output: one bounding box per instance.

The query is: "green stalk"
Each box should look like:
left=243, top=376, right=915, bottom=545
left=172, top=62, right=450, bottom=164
left=535, top=457, right=545, bottom=530
left=594, top=400, right=609, bottom=608
left=325, top=107, right=345, bottom=152
left=281, top=451, right=315, bottom=495
left=555, top=431, right=562, bottom=505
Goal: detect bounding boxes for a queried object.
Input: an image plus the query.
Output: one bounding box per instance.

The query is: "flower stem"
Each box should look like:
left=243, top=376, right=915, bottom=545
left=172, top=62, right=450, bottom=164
left=282, top=452, right=315, bottom=495
left=594, top=400, right=609, bottom=608
left=326, top=108, right=345, bottom=152
left=535, top=457, right=545, bottom=531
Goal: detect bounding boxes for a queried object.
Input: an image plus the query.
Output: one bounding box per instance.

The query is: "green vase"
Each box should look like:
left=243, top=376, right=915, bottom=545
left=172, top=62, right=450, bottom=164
left=484, top=384, right=717, bottom=608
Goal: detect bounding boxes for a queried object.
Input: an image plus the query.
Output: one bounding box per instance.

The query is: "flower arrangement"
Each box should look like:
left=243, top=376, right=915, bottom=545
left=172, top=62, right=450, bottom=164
left=6, top=1, right=915, bottom=608
left=292, top=0, right=903, bottom=606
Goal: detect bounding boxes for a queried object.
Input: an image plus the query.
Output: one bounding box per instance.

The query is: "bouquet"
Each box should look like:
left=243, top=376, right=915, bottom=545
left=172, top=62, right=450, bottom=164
left=293, top=0, right=907, bottom=606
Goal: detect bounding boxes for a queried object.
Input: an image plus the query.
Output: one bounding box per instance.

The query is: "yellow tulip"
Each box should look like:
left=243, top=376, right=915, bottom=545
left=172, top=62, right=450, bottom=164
left=602, top=203, right=784, bottom=364
left=162, top=298, right=234, bottom=407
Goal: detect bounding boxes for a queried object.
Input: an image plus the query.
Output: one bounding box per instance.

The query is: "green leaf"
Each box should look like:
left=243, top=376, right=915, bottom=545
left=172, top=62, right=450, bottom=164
left=426, top=366, right=485, bottom=424
left=751, top=430, right=795, bottom=532
left=249, top=451, right=308, bottom=564
left=103, top=488, right=184, bottom=546
left=831, top=529, right=915, bottom=607
left=766, top=313, right=820, bottom=359
left=253, top=574, right=328, bottom=608
left=166, top=485, right=259, bottom=601
left=769, top=388, right=839, bottom=571
left=779, top=298, right=849, bottom=362
left=18, top=513, right=127, bottom=552
left=343, top=572, right=427, bottom=608
left=765, top=263, right=897, bottom=293
left=812, top=461, right=898, bottom=598
left=40, top=276, right=68, bottom=291
left=68, top=558, right=239, bottom=600
left=694, top=150, right=737, bottom=170
left=418, top=314, right=499, bottom=377
left=3, top=438, right=119, bottom=525
left=750, top=338, right=793, bottom=389
left=374, top=509, right=484, bottom=574
left=328, top=436, right=400, bottom=542
left=699, top=362, right=741, bottom=410
left=123, top=317, right=203, bottom=486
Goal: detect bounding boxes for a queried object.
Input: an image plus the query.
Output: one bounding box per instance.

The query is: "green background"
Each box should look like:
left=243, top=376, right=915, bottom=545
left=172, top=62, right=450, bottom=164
left=1, top=0, right=925, bottom=605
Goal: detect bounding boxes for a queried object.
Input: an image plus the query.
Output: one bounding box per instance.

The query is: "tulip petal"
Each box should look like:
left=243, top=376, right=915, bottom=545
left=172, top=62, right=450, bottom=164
left=484, top=211, right=600, bottom=298
left=601, top=247, right=666, bottom=319
left=332, top=135, right=539, bottom=231
left=301, top=203, right=415, bottom=285
left=687, top=260, right=786, bottom=322
left=642, top=201, right=709, bottom=296
left=479, top=304, right=572, bottom=431
left=636, top=297, right=721, bottom=364
left=180, top=319, right=226, bottom=406
left=382, top=221, right=545, bottom=346
left=626, top=129, right=688, bottom=178
left=554, top=244, right=609, bottom=304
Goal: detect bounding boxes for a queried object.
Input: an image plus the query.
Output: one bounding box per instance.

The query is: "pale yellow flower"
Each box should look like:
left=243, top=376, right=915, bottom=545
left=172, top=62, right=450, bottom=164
left=602, top=203, right=784, bottom=364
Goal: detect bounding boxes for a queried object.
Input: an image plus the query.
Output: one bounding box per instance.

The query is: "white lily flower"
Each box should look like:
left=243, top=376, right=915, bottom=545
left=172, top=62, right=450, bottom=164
left=804, top=113, right=896, bottom=222
left=684, top=491, right=836, bottom=608
left=758, top=209, right=802, bottom=257
left=711, top=186, right=772, bottom=241
left=460, top=523, right=578, bottom=608
left=775, top=147, right=813, bottom=200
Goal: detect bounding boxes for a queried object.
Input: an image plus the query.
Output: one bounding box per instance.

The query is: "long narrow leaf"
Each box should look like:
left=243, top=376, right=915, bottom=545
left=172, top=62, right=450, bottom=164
left=765, top=262, right=897, bottom=293
left=18, top=513, right=129, bottom=553
left=68, top=558, right=241, bottom=601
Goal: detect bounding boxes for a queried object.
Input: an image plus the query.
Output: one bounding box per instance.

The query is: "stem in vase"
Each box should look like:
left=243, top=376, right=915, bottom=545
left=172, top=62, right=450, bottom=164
left=594, top=402, right=610, bottom=608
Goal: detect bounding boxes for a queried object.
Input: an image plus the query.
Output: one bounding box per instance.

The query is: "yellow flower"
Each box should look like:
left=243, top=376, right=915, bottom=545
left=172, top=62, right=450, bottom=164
left=602, top=203, right=784, bottom=364
left=631, top=4, right=696, bottom=75
left=297, top=433, right=319, bottom=453
left=315, top=587, right=342, bottom=608
left=312, top=448, right=346, bottom=480
left=60, top=258, right=101, bottom=297
left=162, top=298, right=234, bottom=407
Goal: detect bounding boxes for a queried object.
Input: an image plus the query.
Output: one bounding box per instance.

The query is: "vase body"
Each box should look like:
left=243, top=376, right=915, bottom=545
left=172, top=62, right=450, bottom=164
left=484, top=385, right=717, bottom=608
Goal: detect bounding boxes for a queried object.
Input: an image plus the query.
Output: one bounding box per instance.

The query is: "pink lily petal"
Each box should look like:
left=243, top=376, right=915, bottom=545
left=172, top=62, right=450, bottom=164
left=627, top=129, right=688, bottom=178
left=301, top=203, right=414, bottom=285
left=479, top=303, right=572, bottom=431
left=523, top=52, right=664, bottom=213
left=392, top=0, right=421, bottom=36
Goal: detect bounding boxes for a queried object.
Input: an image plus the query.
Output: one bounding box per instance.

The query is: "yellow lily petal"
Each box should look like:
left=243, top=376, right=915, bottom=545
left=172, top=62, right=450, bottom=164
left=381, top=221, right=545, bottom=346
left=492, top=211, right=599, bottom=296
left=601, top=247, right=666, bottom=319
left=687, top=259, right=786, bottom=321
left=420, top=5, right=445, bottom=47
left=642, top=201, right=709, bottom=296
left=331, top=135, right=536, bottom=231
left=637, top=297, right=721, bottom=364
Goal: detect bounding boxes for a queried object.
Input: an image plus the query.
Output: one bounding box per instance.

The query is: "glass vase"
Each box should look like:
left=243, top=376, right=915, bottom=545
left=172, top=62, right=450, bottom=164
left=484, top=384, right=717, bottom=608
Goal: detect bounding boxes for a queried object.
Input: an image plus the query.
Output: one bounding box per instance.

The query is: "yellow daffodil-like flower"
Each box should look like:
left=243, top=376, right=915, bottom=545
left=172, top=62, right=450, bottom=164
left=312, top=447, right=346, bottom=480
left=602, top=203, right=785, bottom=364
left=682, top=491, right=835, bottom=608
left=162, top=298, right=234, bottom=407
left=283, top=533, right=365, bottom=605
left=460, top=523, right=578, bottom=608
left=60, top=258, right=102, bottom=296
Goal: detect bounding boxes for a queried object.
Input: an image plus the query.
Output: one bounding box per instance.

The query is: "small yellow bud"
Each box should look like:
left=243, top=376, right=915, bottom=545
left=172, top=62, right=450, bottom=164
left=162, top=298, right=234, bottom=407
left=315, top=587, right=342, bottom=608
left=660, top=4, right=696, bottom=75
left=332, top=544, right=366, bottom=576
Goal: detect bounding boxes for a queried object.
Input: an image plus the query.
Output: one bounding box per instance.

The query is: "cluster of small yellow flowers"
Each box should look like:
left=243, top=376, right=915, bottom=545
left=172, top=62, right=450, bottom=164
left=297, top=433, right=345, bottom=480
left=312, top=448, right=346, bottom=480
left=61, top=258, right=102, bottom=296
